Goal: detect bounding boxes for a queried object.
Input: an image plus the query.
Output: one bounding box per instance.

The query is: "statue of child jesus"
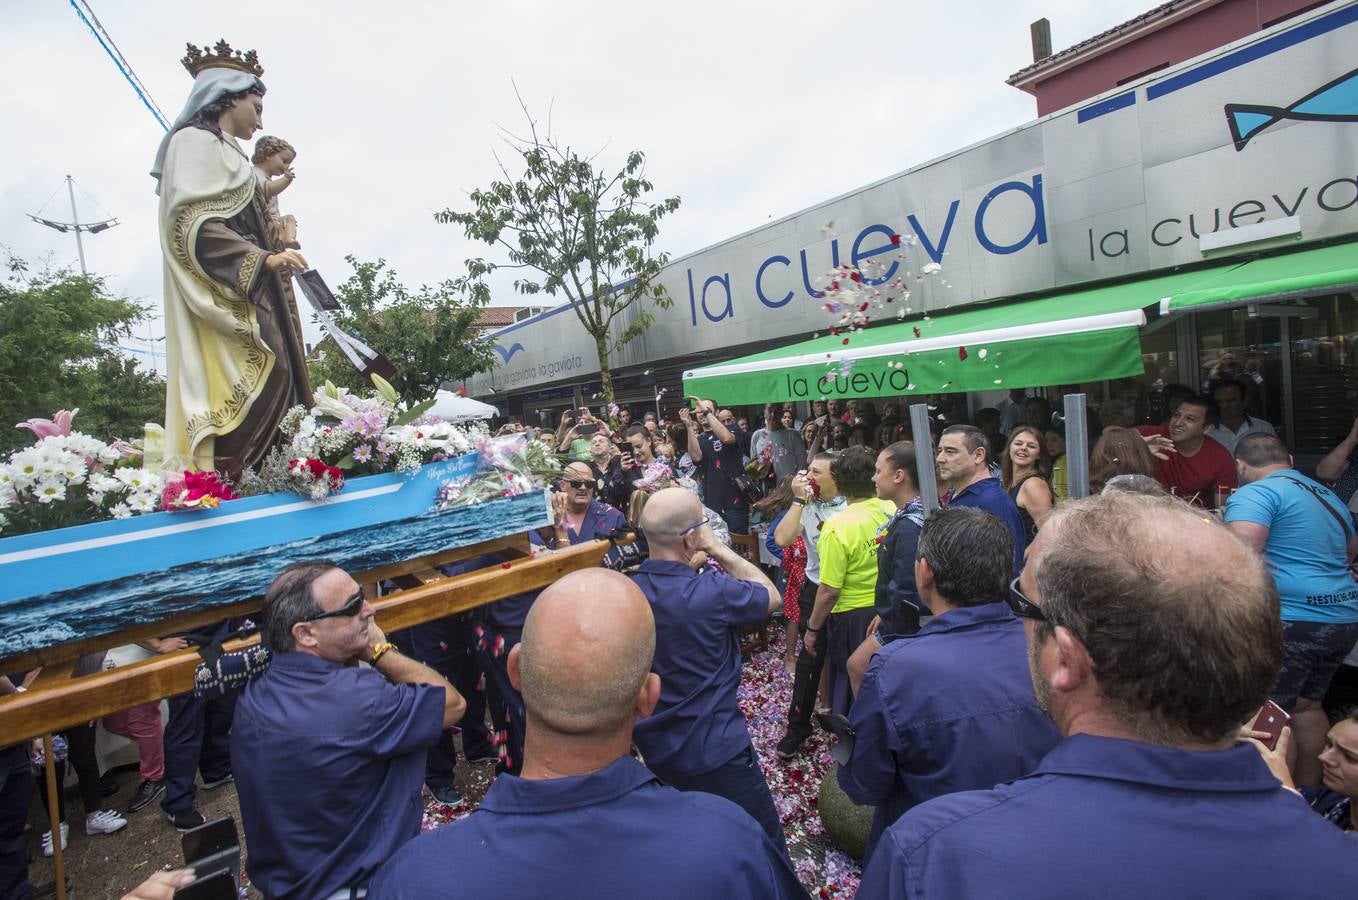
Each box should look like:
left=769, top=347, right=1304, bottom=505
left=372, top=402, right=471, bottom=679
left=252, top=135, right=300, bottom=248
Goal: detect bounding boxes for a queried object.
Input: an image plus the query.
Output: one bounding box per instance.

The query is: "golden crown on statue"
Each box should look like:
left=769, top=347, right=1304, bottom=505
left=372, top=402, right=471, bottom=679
left=181, top=40, right=264, bottom=78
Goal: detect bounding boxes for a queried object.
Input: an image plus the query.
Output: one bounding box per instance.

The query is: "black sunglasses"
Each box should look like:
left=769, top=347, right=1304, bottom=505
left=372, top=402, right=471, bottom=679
left=1007, top=576, right=1047, bottom=623
left=304, top=587, right=365, bottom=622
left=563, top=478, right=595, bottom=490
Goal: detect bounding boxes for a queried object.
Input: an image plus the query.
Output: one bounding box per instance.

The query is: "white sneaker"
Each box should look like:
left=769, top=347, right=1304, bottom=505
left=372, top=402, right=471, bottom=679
left=41, top=821, right=69, bottom=857
left=85, top=808, right=128, bottom=835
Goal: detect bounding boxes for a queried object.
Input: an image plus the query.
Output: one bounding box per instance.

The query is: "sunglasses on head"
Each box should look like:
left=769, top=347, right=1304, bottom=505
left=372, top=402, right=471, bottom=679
left=304, top=586, right=365, bottom=622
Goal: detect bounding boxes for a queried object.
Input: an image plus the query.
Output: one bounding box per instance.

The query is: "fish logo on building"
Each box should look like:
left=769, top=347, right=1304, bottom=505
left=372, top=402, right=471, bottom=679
left=492, top=342, right=525, bottom=364
left=1226, top=67, right=1358, bottom=150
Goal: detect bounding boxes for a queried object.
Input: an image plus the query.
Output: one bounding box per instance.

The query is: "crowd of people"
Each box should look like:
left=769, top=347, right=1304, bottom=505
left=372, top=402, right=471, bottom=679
left=6, top=383, right=1358, bottom=899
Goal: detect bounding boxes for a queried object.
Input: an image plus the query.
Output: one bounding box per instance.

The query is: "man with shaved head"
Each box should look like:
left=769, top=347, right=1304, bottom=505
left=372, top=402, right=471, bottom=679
left=630, top=487, right=789, bottom=853
left=858, top=493, right=1358, bottom=898
left=370, top=570, right=805, bottom=899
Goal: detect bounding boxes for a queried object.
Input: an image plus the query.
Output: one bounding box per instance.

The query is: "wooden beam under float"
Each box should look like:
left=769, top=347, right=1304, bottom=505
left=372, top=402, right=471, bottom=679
left=0, top=537, right=608, bottom=745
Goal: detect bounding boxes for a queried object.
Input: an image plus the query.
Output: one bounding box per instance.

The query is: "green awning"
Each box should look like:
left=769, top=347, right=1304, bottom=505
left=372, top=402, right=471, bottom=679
left=683, top=240, right=1358, bottom=405
left=1167, top=241, right=1358, bottom=311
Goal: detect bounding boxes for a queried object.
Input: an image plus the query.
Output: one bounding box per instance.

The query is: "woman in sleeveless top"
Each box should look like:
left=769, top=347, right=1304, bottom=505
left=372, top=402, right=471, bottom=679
left=1002, top=425, right=1056, bottom=543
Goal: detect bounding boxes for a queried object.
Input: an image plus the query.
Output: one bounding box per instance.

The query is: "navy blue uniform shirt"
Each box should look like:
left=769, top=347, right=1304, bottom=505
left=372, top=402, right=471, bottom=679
left=230, top=652, right=445, bottom=898
left=838, top=602, right=1059, bottom=860
left=630, top=559, right=768, bottom=774
left=368, top=756, right=808, bottom=899
left=874, top=497, right=925, bottom=640
left=487, top=498, right=628, bottom=630
left=697, top=428, right=746, bottom=514
left=859, top=734, right=1358, bottom=899
left=946, top=477, right=1026, bottom=577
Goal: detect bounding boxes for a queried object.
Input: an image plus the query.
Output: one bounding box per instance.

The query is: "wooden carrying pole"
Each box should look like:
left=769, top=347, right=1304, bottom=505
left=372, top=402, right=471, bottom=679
left=42, top=735, right=66, bottom=900
left=0, top=537, right=615, bottom=747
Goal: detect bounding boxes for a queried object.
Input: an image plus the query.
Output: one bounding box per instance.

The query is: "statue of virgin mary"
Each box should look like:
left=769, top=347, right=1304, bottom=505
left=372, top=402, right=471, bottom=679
left=151, top=42, right=310, bottom=479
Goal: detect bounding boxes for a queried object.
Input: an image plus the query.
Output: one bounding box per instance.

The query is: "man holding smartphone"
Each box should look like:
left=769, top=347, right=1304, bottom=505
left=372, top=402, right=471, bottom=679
left=557, top=408, right=604, bottom=461
left=680, top=398, right=747, bottom=534
left=1225, top=433, right=1358, bottom=787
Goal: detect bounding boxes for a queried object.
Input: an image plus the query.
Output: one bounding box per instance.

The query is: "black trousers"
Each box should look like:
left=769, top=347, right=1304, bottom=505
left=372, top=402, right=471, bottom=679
left=35, top=723, right=102, bottom=824
left=0, top=745, right=33, bottom=900
left=785, top=579, right=828, bottom=740
left=392, top=613, right=493, bottom=788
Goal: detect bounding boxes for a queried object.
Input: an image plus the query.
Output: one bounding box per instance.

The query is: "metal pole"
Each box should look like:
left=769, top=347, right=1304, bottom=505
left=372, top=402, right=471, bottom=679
left=42, top=734, right=67, bottom=900
left=909, top=403, right=941, bottom=515
left=65, top=176, right=86, bottom=276
left=1063, top=393, right=1091, bottom=499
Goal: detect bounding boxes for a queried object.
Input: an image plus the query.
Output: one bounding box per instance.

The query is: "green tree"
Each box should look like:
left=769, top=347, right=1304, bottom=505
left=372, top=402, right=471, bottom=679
left=307, top=255, right=495, bottom=406
left=0, top=254, right=161, bottom=456
left=436, top=106, right=680, bottom=406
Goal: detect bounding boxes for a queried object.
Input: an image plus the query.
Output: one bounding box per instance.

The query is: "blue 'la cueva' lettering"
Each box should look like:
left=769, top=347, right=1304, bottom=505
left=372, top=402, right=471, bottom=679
left=799, top=240, right=841, bottom=299
left=702, top=272, right=733, bottom=322
left=756, top=255, right=793, bottom=308
left=851, top=225, right=900, bottom=285
left=687, top=268, right=735, bottom=325
left=973, top=174, right=1048, bottom=255
left=908, top=201, right=960, bottom=264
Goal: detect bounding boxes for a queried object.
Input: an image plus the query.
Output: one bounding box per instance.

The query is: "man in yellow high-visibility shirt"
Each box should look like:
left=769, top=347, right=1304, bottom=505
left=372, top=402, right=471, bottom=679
left=802, top=447, right=895, bottom=718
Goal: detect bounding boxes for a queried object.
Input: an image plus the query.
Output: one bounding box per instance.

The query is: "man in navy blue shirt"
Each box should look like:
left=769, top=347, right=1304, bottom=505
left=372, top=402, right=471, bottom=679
left=681, top=398, right=748, bottom=534
left=631, top=487, right=788, bottom=852
left=848, top=439, right=927, bottom=696
left=231, top=561, right=465, bottom=899
left=871, top=441, right=926, bottom=643
left=936, top=424, right=1025, bottom=576
left=859, top=492, right=1358, bottom=898
left=839, top=505, right=1059, bottom=862
left=369, top=569, right=806, bottom=899
left=476, top=461, right=628, bottom=774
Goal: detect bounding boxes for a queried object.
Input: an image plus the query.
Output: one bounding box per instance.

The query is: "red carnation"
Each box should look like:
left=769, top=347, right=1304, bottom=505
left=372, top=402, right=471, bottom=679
left=889, top=233, right=902, bottom=246
left=958, top=346, right=969, bottom=361
left=912, top=327, right=921, bottom=338
left=849, top=271, right=862, bottom=283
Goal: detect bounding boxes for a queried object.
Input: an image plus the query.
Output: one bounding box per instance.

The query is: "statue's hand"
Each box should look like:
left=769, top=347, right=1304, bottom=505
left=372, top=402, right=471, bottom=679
left=279, top=215, right=299, bottom=248
left=265, top=249, right=308, bottom=274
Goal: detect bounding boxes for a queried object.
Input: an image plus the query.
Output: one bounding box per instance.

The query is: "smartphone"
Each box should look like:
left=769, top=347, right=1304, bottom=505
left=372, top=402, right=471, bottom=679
left=576, top=423, right=599, bottom=436
left=1250, top=699, right=1291, bottom=751
left=815, top=712, right=856, bottom=766
left=175, top=871, right=237, bottom=899
left=181, top=818, right=240, bottom=890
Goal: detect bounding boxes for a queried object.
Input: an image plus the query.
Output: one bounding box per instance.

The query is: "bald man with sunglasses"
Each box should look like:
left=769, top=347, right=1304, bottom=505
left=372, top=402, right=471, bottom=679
left=231, top=561, right=464, bottom=900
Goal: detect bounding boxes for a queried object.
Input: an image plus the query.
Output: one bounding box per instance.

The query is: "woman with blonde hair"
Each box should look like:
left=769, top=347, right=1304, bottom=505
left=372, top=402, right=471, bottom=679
left=1000, top=426, right=1055, bottom=542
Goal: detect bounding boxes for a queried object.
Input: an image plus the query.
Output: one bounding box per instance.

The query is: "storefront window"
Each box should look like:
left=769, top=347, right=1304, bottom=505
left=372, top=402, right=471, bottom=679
left=1138, top=324, right=1179, bottom=395
left=1289, top=292, right=1358, bottom=456
left=1195, top=307, right=1283, bottom=434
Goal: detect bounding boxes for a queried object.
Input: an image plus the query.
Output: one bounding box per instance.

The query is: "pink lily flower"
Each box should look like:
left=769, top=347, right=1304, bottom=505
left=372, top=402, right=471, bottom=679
left=17, top=408, right=77, bottom=439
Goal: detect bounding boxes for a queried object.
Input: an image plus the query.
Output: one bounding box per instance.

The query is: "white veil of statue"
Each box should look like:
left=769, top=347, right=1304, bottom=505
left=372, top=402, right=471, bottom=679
left=150, top=68, right=265, bottom=192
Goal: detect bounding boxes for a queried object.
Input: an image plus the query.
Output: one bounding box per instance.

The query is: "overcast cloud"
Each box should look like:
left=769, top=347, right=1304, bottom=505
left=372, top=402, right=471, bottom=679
left=0, top=1, right=1152, bottom=371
